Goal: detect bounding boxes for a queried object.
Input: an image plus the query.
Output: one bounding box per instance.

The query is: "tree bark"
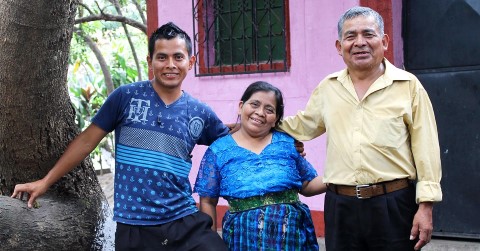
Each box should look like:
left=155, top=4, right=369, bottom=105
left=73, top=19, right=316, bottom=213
left=0, top=194, right=113, bottom=250
left=0, top=0, right=110, bottom=250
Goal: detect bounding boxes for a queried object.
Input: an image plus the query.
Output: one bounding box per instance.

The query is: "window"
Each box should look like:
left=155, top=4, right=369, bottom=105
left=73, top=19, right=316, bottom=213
left=193, top=0, right=290, bottom=76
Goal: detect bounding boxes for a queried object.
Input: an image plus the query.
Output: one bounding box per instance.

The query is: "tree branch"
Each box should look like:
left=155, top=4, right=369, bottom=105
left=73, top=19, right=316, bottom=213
left=132, top=0, right=146, bottom=24
left=74, top=27, right=115, bottom=95
left=75, top=13, right=147, bottom=34
left=76, top=2, right=96, bottom=16
left=108, top=0, right=144, bottom=81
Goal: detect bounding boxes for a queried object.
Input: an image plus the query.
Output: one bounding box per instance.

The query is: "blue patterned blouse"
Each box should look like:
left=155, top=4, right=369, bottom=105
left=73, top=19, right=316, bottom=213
left=194, top=131, right=317, bottom=200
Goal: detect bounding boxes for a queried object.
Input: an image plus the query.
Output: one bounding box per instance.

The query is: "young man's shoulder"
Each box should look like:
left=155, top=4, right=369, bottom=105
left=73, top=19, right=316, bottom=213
left=182, top=91, right=219, bottom=116
left=183, top=91, right=210, bottom=106
left=111, top=80, right=152, bottom=95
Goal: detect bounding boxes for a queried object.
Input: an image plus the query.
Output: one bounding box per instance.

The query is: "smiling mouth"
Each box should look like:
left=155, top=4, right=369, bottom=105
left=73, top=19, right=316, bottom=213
left=250, top=117, right=264, bottom=124
left=163, top=73, right=179, bottom=78
left=353, top=51, right=370, bottom=56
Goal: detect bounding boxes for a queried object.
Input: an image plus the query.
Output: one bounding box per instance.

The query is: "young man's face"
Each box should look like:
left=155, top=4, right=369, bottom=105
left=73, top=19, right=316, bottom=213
left=147, top=37, right=195, bottom=91
left=335, top=15, right=388, bottom=72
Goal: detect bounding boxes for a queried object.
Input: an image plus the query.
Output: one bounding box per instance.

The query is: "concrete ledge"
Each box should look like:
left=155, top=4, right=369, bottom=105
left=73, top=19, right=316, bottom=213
left=423, top=238, right=480, bottom=251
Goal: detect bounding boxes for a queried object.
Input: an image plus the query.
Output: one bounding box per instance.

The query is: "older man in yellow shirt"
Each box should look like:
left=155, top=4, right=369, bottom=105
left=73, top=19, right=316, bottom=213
left=280, top=6, right=442, bottom=251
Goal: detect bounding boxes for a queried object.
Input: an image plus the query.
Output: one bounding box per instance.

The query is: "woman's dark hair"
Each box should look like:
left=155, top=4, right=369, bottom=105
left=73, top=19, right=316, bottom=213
left=240, top=81, right=284, bottom=128
left=148, top=22, right=193, bottom=58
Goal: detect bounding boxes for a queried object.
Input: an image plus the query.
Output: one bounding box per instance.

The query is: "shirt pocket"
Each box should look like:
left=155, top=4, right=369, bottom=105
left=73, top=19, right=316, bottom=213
left=369, top=116, right=408, bottom=149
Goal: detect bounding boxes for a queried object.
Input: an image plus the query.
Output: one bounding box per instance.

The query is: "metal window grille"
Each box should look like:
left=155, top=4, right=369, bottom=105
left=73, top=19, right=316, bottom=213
left=192, top=0, right=290, bottom=76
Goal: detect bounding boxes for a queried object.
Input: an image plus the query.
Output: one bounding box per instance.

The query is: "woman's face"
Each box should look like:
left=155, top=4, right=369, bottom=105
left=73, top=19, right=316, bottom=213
left=239, top=91, right=278, bottom=137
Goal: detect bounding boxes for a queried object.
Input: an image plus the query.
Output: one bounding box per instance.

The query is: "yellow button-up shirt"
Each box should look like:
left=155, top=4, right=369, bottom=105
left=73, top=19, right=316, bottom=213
left=280, top=59, right=442, bottom=203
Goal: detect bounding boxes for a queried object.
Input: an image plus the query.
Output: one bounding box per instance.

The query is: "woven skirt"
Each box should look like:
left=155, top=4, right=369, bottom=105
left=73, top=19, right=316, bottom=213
left=222, top=202, right=318, bottom=251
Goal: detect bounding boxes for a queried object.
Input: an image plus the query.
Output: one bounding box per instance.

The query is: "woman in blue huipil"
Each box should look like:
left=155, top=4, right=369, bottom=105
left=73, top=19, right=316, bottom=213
left=194, top=81, right=326, bottom=251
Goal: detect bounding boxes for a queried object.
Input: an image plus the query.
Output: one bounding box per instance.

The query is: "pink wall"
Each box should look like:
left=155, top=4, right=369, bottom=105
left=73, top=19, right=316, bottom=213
left=156, top=0, right=360, bottom=211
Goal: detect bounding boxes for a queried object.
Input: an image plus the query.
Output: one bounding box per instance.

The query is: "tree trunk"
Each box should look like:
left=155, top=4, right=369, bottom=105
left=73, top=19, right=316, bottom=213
left=0, top=1, right=111, bottom=250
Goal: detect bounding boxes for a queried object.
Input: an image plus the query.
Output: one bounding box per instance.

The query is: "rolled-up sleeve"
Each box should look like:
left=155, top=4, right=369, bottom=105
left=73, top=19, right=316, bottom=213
left=410, top=83, right=443, bottom=203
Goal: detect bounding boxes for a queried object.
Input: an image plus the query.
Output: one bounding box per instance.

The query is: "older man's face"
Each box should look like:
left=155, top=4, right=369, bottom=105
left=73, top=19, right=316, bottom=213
left=336, top=15, right=388, bottom=72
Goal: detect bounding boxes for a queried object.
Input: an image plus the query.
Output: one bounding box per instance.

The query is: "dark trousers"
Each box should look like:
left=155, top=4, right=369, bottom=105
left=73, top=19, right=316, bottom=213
left=115, top=211, right=227, bottom=251
left=325, top=183, right=418, bottom=251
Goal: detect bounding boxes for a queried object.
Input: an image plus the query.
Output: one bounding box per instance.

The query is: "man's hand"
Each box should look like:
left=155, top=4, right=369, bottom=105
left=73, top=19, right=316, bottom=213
left=294, top=140, right=306, bottom=157
left=225, top=123, right=240, bottom=133
left=410, top=202, right=433, bottom=250
left=11, top=179, right=49, bottom=208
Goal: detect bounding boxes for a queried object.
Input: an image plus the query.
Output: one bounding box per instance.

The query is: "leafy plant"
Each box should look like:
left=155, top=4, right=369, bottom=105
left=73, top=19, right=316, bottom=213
left=67, top=0, right=148, bottom=172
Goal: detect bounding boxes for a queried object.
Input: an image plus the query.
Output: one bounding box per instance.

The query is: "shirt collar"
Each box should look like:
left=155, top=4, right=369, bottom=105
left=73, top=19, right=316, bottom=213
left=329, top=58, right=412, bottom=84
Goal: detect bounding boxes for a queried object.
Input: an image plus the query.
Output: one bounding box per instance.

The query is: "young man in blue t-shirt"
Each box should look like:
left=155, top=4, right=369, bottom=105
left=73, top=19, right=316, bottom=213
left=12, top=22, right=229, bottom=251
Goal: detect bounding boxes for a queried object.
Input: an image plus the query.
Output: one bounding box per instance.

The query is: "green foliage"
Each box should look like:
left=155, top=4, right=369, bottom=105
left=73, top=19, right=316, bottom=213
left=111, top=51, right=138, bottom=88
left=68, top=69, right=106, bottom=129
left=68, top=0, right=147, bottom=170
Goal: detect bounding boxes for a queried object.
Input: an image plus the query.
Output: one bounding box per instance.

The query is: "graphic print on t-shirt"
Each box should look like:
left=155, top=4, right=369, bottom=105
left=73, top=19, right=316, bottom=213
left=127, top=98, right=150, bottom=124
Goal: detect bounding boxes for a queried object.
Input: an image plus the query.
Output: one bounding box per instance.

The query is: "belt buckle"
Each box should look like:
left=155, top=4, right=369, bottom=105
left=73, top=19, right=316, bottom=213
left=355, top=184, right=370, bottom=199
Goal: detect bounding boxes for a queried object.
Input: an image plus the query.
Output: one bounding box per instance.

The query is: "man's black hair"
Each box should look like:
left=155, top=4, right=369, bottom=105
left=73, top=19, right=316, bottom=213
left=148, top=22, right=193, bottom=58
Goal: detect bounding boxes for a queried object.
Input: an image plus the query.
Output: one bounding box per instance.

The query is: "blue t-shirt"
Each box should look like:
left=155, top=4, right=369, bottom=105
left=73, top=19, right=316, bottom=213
left=92, top=80, right=229, bottom=225
left=194, top=131, right=317, bottom=200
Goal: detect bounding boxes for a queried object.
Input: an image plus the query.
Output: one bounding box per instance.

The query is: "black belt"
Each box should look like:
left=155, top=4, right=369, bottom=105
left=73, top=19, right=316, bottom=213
left=328, top=179, right=410, bottom=199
